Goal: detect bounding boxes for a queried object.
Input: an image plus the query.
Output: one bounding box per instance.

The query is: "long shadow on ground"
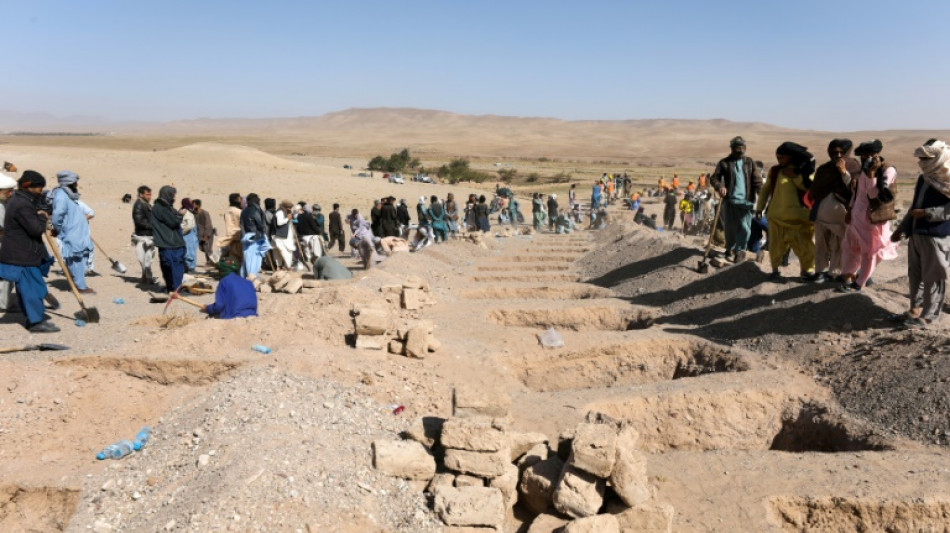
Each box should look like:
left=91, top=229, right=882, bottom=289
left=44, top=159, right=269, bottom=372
left=659, top=282, right=828, bottom=327
left=586, top=247, right=701, bottom=289
left=619, top=262, right=767, bottom=308
left=663, top=291, right=889, bottom=343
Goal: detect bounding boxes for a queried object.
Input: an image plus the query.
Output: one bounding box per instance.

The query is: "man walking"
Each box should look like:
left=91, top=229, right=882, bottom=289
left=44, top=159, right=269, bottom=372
left=49, top=170, right=95, bottom=293
left=709, top=136, right=763, bottom=262
left=149, top=186, right=186, bottom=293
left=132, top=185, right=159, bottom=284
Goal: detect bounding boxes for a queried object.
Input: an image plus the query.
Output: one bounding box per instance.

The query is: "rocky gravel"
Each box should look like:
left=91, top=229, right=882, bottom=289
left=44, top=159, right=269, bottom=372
left=67, top=365, right=440, bottom=533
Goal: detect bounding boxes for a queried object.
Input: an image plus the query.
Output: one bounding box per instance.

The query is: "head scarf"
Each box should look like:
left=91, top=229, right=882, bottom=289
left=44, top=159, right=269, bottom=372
left=418, top=196, right=426, bottom=204
left=264, top=198, right=276, bottom=210
left=827, top=139, right=853, bottom=157
left=776, top=142, right=816, bottom=178
left=915, top=140, right=950, bottom=198
left=730, top=136, right=746, bottom=148
left=0, top=174, right=16, bottom=190
left=855, top=140, right=883, bottom=157
left=181, top=198, right=195, bottom=211
left=54, top=170, right=81, bottom=200
left=157, top=185, right=176, bottom=206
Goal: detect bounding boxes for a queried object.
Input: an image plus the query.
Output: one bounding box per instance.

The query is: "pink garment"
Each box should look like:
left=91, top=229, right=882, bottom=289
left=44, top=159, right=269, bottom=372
left=841, top=167, right=899, bottom=286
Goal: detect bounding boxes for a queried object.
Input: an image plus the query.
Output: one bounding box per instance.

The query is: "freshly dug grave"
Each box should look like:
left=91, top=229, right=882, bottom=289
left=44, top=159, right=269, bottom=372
left=463, top=285, right=613, bottom=301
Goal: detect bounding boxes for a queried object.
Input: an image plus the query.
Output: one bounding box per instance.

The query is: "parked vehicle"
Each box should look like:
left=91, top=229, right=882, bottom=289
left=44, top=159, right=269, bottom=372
left=389, top=173, right=405, bottom=184
left=412, top=173, right=432, bottom=183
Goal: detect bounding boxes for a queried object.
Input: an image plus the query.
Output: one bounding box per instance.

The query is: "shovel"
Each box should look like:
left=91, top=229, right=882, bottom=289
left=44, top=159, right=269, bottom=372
left=697, top=197, right=725, bottom=274
left=0, top=343, right=70, bottom=355
left=92, top=237, right=127, bottom=274
left=44, top=231, right=100, bottom=323
left=162, top=287, right=205, bottom=314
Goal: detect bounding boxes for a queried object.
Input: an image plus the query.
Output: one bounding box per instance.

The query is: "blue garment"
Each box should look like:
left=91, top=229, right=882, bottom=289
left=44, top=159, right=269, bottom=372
left=50, top=188, right=93, bottom=259
left=748, top=216, right=769, bottom=253
left=240, top=234, right=271, bottom=277
left=731, top=159, right=746, bottom=202
left=205, top=273, right=257, bottom=319
left=183, top=230, right=199, bottom=270
left=158, top=246, right=185, bottom=292
left=0, top=259, right=53, bottom=326
left=723, top=202, right=753, bottom=254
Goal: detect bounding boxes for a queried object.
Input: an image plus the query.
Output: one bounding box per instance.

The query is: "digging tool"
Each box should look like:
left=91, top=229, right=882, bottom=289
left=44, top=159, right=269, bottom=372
left=290, top=223, right=311, bottom=272
left=44, top=231, right=100, bottom=323
left=162, top=287, right=205, bottom=314
left=91, top=237, right=127, bottom=274
left=0, top=343, right=70, bottom=355
left=697, top=197, right=725, bottom=274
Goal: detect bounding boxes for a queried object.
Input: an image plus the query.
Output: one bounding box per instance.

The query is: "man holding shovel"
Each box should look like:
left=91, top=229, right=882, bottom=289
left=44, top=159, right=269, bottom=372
left=49, top=171, right=95, bottom=294
left=0, top=171, right=59, bottom=332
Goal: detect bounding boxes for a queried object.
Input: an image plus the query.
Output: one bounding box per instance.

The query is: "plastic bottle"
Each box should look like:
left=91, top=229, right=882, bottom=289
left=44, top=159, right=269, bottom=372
left=113, top=298, right=125, bottom=304
left=252, top=345, right=271, bottom=354
left=133, top=426, right=151, bottom=451
left=96, top=440, right=134, bottom=460
left=74, top=318, right=86, bottom=327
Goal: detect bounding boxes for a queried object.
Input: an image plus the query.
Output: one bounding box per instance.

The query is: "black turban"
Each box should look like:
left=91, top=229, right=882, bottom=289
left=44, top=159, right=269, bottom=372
left=854, top=140, right=883, bottom=156
left=776, top=142, right=810, bottom=159
left=264, top=197, right=276, bottom=210
left=17, top=170, right=46, bottom=188
left=730, top=136, right=746, bottom=148
left=827, top=138, right=853, bottom=156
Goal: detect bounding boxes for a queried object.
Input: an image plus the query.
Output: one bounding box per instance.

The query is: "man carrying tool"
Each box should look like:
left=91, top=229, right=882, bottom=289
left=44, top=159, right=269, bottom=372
left=709, top=136, right=763, bottom=263
left=49, top=171, right=95, bottom=294
left=201, top=272, right=257, bottom=319
left=0, top=171, right=59, bottom=332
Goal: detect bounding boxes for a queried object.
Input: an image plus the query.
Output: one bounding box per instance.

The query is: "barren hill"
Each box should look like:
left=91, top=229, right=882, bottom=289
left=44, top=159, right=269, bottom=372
left=2, top=107, right=948, bottom=172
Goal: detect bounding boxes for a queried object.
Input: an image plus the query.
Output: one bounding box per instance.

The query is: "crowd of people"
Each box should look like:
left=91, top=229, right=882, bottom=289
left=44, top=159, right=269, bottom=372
left=3, top=136, right=950, bottom=332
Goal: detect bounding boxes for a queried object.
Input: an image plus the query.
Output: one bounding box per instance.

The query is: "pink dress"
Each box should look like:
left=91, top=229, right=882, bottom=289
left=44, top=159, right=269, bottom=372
left=840, top=167, right=899, bottom=286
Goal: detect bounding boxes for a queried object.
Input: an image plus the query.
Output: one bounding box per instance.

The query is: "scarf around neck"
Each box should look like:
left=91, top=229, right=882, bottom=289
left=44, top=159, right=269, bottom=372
left=915, top=140, right=950, bottom=198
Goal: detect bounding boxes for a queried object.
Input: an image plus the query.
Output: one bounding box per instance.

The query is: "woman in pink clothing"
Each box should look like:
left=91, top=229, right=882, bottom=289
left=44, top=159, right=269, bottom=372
left=838, top=140, right=899, bottom=292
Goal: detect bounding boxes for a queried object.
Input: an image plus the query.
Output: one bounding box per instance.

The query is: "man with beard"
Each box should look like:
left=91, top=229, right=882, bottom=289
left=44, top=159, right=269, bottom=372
left=709, top=136, right=763, bottom=263
left=809, top=139, right=859, bottom=282
left=149, top=186, right=186, bottom=292
left=0, top=172, right=58, bottom=332
left=49, top=170, right=95, bottom=293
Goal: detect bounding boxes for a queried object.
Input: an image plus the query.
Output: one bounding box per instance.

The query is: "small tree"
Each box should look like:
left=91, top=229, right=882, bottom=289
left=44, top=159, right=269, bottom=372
left=497, top=168, right=517, bottom=183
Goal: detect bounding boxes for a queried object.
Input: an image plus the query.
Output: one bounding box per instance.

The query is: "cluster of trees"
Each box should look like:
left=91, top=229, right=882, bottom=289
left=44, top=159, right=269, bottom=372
left=436, top=158, right=492, bottom=184
left=367, top=148, right=421, bottom=173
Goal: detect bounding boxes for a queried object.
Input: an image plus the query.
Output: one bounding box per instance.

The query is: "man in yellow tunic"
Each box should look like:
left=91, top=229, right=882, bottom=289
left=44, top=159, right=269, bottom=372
left=756, top=142, right=817, bottom=281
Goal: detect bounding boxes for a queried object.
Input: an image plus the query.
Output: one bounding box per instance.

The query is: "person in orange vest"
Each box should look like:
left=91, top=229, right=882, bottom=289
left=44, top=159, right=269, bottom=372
left=698, top=173, right=707, bottom=189
left=687, top=180, right=696, bottom=193
left=671, top=174, right=680, bottom=189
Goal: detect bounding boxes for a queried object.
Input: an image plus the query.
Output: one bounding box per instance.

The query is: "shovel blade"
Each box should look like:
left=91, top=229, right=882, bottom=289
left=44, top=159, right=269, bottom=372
left=77, top=306, right=100, bottom=323
left=697, top=261, right=709, bottom=274
left=111, top=260, right=128, bottom=274
left=38, top=343, right=70, bottom=351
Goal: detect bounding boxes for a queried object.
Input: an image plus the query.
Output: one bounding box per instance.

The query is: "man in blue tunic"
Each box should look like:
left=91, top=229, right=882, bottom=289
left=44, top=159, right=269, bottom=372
left=49, top=170, right=95, bottom=293
left=202, top=273, right=257, bottom=319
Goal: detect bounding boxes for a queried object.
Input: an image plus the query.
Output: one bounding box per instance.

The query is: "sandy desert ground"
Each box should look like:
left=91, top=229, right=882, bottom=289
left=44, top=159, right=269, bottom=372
left=2, top=111, right=950, bottom=532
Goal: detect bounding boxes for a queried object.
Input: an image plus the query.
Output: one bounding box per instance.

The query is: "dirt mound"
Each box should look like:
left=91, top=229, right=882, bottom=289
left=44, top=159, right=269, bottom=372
left=770, top=496, right=950, bottom=532
left=0, top=485, right=79, bottom=532
left=56, top=356, right=245, bottom=386
left=67, top=366, right=440, bottom=533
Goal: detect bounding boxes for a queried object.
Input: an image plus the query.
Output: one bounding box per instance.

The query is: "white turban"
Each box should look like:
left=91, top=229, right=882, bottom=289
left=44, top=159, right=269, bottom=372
left=0, top=174, right=16, bottom=189
left=915, top=140, right=950, bottom=198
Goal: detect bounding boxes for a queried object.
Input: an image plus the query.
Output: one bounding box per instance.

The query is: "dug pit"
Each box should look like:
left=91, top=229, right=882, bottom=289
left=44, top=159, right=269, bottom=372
left=56, top=356, right=245, bottom=386
left=464, top=286, right=613, bottom=301
left=488, top=305, right=657, bottom=331
left=472, top=274, right=581, bottom=283
left=519, top=338, right=748, bottom=392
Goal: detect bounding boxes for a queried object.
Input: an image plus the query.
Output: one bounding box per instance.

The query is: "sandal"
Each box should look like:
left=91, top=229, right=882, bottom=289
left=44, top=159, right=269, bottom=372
left=902, top=317, right=929, bottom=330
left=836, top=282, right=860, bottom=293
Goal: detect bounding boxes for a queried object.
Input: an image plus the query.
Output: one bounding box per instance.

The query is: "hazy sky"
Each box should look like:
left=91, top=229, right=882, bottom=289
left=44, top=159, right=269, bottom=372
left=4, top=0, right=949, bottom=131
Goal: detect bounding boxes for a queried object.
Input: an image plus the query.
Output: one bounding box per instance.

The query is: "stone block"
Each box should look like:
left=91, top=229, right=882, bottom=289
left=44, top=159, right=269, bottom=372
left=355, top=335, right=384, bottom=350
left=571, top=422, right=618, bottom=478
left=552, top=460, right=606, bottom=518
left=282, top=276, right=304, bottom=294
left=610, top=427, right=649, bottom=507
left=372, top=440, right=436, bottom=481
left=388, top=339, right=405, bottom=355
left=509, top=431, right=549, bottom=462
left=405, top=324, right=430, bottom=358
left=381, top=284, right=403, bottom=294
left=516, top=443, right=550, bottom=470
left=258, top=283, right=272, bottom=293
left=488, top=463, right=519, bottom=508
left=404, top=416, right=445, bottom=449
left=453, top=384, right=511, bottom=418
left=426, top=473, right=455, bottom=494
left=433, top=486, right=505, bottom=527
left=441, top=417, right=507, bottom=452
left=454, top=475, right=485, bottom=488
left=518, top=456, right=565, bottom=515
left=402, top=275, right=430, bottom=292
left=402, top=288, right=426, bottom=310
left=613, top=503, right=674, bottom=533
left=563, top=514, right=620, bottom=533
left=444, top=448, right=510, bottom=478
left=354, top=308, right=390, bottom=335
left=526, top=513, right=570, bottom=533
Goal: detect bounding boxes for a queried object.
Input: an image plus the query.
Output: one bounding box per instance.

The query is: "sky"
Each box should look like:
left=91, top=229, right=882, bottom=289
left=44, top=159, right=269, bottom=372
left=3, top=0, right=950, bottom=131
